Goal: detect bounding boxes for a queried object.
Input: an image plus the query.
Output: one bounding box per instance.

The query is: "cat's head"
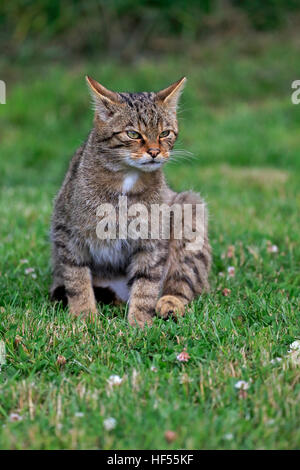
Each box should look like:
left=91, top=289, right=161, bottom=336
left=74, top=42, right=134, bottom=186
left=86, top=76, right=186, bottom=172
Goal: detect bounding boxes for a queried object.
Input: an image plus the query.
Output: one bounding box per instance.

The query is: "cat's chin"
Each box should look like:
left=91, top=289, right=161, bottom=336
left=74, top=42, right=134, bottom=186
left=126, top=161, right=164, bottom=173
left=139, top=163, right=163, bottom=173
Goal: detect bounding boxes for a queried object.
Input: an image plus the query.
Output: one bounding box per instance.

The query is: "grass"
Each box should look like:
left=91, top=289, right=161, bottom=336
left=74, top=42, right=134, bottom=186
left=0, top=34, right=300, bottom=449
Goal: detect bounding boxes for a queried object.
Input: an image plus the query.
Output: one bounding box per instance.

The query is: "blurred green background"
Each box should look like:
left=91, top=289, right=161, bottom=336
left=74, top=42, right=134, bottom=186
left=1, top=0, right=300, bottom=61
left=1, top=0, right=300, bottom=188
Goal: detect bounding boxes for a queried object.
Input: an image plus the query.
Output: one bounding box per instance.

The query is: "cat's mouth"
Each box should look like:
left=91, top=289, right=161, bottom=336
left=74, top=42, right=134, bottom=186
left=142, top=160, right=161, bottom=165
left=125, top=153, right=166, bottom=172
left=139, top=160, right=163, bottom=171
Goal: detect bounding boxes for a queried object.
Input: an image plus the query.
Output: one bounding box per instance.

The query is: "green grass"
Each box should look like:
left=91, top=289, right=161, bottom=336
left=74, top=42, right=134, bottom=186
left=0, top=35, right=300, bottom=449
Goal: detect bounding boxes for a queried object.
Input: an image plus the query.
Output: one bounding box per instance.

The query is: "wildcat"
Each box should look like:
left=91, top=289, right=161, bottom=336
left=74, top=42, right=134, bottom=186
left=50, top=76, right=211, bottom=328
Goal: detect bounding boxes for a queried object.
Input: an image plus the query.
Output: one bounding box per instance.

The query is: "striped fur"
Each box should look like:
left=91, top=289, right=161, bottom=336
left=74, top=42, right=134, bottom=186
left=50, top=76, right=211, bottom=328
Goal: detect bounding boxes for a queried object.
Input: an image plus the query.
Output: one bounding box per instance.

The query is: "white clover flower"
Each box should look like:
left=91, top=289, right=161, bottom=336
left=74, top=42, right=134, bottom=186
left=107, top=375, right=123, bottom=387
left=227, top=266, right=235, bottom=277
left=287, top=341, right=300, bottom=366
left=289, top=341, right=300, bottom=352
left=0, top=341, right=6, bottom=366
left=150, top=365, right=157, bottom=372
left=9, top=413, right=23, bottom=422
left=176, top=350, right=190, bottom=362
left=270, top=357, right=282, bottom=364
left=103, top=417, right=116, bottom=431
left=74, top=412, right=84, bottom=418
left=224, top=433, right=234, bottom=440
left=234, top=380, right=250, bottom=390
left=24, top=267, right=35, bottom=275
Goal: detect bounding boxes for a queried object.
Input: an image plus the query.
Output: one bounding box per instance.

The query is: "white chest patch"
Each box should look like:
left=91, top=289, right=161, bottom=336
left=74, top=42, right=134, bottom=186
left=88, top=239, right=130, bottom=267
left=122, top=172, right=139, bottom=194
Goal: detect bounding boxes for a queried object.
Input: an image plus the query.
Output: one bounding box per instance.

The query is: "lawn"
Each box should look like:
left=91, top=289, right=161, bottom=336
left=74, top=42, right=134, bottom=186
left=0, top=34, right=300, bottom=449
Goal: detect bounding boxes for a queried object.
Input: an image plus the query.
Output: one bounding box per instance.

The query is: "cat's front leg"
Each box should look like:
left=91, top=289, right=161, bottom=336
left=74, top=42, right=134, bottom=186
left=51, top=223, right=98, bottom=319
left=64, top=264, right=98, bottom=320
left=127, top=243, right=168, bottom=328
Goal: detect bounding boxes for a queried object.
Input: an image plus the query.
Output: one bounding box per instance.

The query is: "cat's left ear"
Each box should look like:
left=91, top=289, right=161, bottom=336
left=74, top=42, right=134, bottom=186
left=86, top=76, right=124, bottom=121
left=156, top=77, right=186, bottom=112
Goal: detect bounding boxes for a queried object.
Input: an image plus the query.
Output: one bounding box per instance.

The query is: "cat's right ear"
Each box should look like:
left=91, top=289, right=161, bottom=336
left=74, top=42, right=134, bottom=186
left=86, top=76, right=124, bottom=121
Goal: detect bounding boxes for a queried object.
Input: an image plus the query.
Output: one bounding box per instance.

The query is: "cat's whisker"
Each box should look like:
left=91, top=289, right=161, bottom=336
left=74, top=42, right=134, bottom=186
left=171, top=149, right=194, bottom=156
left=169, top=150, right=198, bottom=163
left=168, top=156, right=188, bottom=165
left=170, top=154, right=195, bottom=161
left=168, top=154, right=198, bottom=166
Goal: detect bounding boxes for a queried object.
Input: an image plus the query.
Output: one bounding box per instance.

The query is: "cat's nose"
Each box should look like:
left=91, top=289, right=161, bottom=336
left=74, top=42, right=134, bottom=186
left=147, top=148, right=160, bottom=159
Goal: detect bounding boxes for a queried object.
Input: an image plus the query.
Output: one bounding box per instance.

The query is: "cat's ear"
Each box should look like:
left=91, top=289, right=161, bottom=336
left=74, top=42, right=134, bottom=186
left=86, top=76, right=124, bottom=121
left=156, top=77, right=186, bottom=112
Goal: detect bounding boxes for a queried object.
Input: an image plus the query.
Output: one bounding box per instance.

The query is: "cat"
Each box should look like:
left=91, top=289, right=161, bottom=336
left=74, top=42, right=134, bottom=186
left=50, top=76, right=211, bottom=328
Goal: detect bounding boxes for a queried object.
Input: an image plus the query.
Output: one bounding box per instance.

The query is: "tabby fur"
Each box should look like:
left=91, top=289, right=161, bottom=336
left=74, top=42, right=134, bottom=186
left=50, top=76, right=211, bottom=328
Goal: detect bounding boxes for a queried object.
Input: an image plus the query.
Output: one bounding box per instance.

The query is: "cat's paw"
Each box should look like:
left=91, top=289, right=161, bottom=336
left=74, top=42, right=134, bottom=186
left=128, top=310, right=153, bottom=329
left=69, top=304, right=98, bottom=322
left=156, top=295, right=185, bottom=319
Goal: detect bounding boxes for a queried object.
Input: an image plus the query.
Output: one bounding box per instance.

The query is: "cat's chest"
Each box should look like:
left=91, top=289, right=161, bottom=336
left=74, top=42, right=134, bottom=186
left=88, top=238, right=135, bottom=272
left=121, top=171, right=139, bottom=194
left=84, top=173, right=159, bottom=268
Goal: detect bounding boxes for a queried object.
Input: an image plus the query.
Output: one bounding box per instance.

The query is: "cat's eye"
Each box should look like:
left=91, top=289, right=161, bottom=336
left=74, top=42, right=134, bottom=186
left=127, top=130, right=141, bottom=139
left=159, top=130, right=170, bottom=138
